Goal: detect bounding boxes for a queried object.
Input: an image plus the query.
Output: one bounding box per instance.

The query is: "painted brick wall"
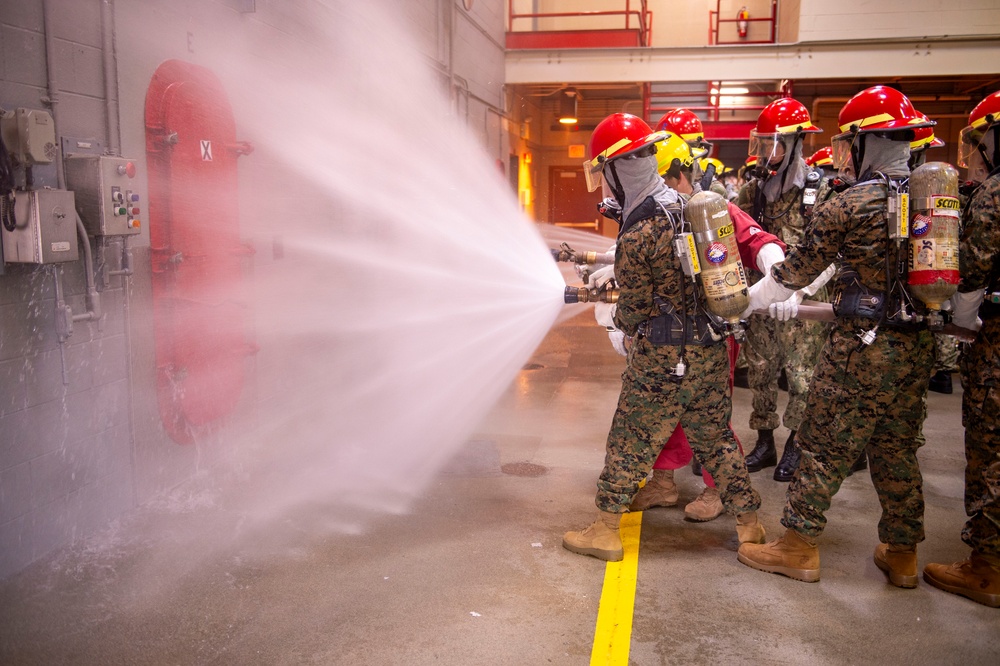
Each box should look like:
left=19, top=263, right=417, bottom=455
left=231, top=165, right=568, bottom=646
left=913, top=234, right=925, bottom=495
left=799, top=0, right=1000, bottom=42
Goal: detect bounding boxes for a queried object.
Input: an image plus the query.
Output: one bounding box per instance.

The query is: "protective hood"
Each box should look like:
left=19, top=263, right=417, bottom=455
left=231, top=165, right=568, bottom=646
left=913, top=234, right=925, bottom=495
left=605, top=154, right=679, bottom=225
left=762, top=140, right=808, bottom=203
left=858, top=134, right=910, bottom=180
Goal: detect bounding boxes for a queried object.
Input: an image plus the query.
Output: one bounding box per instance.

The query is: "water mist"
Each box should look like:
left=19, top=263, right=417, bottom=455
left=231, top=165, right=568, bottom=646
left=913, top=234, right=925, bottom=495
left=122, top=1, right=567, bottom=547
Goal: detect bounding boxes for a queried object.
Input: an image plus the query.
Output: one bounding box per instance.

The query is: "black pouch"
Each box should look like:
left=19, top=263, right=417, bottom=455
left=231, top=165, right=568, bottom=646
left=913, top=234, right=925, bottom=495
left=644, top=313, right=719, bottom=346
left=832, top=286, right=885, bottom=320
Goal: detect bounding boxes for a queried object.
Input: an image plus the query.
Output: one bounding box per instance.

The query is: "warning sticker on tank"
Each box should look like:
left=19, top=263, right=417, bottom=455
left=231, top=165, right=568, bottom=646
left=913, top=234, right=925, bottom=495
left=706, top=242, right=728, bottom=264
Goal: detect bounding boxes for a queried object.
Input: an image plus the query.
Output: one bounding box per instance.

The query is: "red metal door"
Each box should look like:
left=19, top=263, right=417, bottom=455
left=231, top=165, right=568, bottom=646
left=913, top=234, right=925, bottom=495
left=145, top=60, right=254, bottom=444
left=549, top=166, right=605, bottom=234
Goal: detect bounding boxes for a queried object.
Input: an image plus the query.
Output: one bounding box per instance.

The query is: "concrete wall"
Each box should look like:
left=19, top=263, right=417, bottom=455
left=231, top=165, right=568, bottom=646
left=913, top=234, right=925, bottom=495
left=0, top=0, right=508, bottom=580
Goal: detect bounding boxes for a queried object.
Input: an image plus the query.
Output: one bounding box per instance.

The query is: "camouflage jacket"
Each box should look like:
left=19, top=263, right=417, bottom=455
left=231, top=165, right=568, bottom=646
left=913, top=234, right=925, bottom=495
left=773, top=179, right=898, bottom=293
left=736, top=169, right=823, bottom=249
left=959, top=171, right=1000, bottom=294
left=612, top=202, right=692, bottom=337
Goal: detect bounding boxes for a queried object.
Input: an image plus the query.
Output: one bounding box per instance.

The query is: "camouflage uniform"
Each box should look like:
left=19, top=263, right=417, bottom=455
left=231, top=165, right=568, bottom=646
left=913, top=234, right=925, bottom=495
left=772, top=180, right=934, bottom=543
left=932, top=333, right=960, bottom=373
left=598, top=203, right=761, bottom=515
left=737, top=177, right=831, bottom=432
left=956, top=171, right=1000, bottom=557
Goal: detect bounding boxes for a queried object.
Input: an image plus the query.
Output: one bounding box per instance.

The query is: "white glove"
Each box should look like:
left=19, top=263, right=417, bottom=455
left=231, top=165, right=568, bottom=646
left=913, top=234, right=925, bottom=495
left=608, top=329, right=628, bottom=356
left=742, top=272, right=796, bottom=319
left=755, top=243, right=786, bottom=276
left=801, top=263, right=836, bottom=297
left=768, top=291, right=803, bottom=321
left=950, top=290, right=985, bottom=332
left=594, top=301, right=616, bottom=329
left=590, top=264, right=616, bottom=290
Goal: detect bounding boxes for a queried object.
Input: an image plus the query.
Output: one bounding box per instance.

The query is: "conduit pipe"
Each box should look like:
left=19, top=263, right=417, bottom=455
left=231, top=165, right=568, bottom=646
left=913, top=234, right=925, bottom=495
left=41, top=0, right=65, bottom=188
left=100, top=0, right=121, bottom=156
left=50, top=214, right=102, bottom=384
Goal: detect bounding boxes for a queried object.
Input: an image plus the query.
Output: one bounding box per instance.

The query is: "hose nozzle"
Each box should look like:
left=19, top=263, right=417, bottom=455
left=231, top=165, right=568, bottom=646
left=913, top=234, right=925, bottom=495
left=564, top=285, right=619, bottom=304
left=551, top=242, right=614, bottom=266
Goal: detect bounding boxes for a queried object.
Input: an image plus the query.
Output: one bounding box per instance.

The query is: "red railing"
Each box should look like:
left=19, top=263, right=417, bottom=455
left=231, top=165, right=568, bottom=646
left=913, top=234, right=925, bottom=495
left=709, top=0, right=777, bottom=45
left=507, top=0, right=652, bottom=48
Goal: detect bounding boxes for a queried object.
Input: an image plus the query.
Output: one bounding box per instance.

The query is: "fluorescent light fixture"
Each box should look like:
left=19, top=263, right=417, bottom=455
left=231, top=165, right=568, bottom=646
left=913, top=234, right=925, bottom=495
left=710, top=87, right=750, bottom=95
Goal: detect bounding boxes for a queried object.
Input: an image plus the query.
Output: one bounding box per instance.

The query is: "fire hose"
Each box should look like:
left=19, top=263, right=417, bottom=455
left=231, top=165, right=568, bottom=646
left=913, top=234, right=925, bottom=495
left=561, top=290, right=975, bottom=340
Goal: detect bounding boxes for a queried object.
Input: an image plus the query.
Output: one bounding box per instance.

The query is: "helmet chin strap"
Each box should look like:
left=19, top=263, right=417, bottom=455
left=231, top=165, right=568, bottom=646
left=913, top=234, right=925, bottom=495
left=777, top=135, right=801, bottom=193
left=977, top=126, right=999, bottom=173
left=851, top=134, right=867, bottom=181
left=606, top=160, right=627, bottom=209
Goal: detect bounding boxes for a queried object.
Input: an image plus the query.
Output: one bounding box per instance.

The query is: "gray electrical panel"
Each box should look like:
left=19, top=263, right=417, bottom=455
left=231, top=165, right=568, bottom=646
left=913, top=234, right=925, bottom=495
left=1, top=189, right=80, bottom=264
left=64, top=155, right=142, bottom=236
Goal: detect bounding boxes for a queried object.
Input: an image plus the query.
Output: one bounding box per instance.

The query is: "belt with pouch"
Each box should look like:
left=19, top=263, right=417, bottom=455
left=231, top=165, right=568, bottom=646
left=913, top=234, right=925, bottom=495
left=638, top=313, right=723, bottom=346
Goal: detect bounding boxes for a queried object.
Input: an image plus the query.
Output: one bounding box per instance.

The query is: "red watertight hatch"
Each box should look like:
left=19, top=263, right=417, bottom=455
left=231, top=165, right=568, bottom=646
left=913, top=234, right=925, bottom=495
left=145, top=59, right=256, bottom=444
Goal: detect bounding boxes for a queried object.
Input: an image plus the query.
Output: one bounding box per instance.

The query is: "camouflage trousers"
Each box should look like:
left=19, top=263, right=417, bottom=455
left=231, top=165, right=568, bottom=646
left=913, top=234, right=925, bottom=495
left=597, top=337, right=761, bottom=515
left=782, top=323, right=934, bottom=544
left=932, top=332, right=960, bottom=373
left=960, top=318, right=1000, bottom=557
left=743, top=310, right=830, bottom=431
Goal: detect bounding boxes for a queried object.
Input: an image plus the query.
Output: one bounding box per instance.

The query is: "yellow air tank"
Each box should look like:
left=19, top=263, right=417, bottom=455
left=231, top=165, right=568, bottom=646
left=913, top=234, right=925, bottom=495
left=684, top=191, right=750, bottom=325
left=907, top=162, right=960, bottom=313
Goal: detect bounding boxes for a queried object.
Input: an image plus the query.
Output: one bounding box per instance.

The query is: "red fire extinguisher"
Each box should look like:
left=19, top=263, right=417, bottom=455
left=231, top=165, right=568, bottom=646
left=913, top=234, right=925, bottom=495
left=738, top=6, right=749, bottom=38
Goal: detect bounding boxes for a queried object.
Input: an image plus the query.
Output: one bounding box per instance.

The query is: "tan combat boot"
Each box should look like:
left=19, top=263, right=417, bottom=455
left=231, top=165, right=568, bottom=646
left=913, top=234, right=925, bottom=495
left=874, top=543, right=918, bottom=588
left=923, top=551, right=1000, bottom=608
left=630, top=469, right=679, bottom=511
left=684, top=486, right=723, bottom=521
left=737, top=527, right=820, bottom=582
left=736, top=511, right=766, bottom=544
left=563, top=511, right=624, bottom=562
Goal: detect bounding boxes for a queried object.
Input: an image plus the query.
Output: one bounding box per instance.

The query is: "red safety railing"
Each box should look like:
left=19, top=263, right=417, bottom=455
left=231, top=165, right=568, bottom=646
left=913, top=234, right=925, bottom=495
left=709, top=0, right=777, bottom=45
left=507, top=0, right=652, bottom=49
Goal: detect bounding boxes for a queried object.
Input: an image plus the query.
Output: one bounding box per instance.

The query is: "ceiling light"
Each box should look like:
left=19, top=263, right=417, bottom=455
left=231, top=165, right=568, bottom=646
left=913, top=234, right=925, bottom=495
left=710, top=87, right=750, bottom=95
left=558, top=88, right=578, bottom=125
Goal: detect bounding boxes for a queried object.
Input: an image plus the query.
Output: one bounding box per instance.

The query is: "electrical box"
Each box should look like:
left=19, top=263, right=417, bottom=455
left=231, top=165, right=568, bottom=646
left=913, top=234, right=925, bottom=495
left=64, top=155, right=142, bottom=236
left=1, top=189, right=79, bottom=264
left=0, top=108, right=57, bottom=165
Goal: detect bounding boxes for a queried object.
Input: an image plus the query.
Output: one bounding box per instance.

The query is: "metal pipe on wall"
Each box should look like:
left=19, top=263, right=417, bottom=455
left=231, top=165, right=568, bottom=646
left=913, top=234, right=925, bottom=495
left=41, top=0, right=65, bottom=188
left=101, top=0, right=121, bottom=156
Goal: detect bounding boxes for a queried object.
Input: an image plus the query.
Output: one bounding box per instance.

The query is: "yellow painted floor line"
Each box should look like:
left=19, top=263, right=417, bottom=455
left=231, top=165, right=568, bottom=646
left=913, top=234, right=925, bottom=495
left=590, top=511, right=641, bottom=666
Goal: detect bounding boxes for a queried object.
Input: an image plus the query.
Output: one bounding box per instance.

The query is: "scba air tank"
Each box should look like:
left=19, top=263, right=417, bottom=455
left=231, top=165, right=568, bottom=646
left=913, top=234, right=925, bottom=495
left=684, top=191, right=750, bottom=324
left=908, top=161, right=960, bottom=312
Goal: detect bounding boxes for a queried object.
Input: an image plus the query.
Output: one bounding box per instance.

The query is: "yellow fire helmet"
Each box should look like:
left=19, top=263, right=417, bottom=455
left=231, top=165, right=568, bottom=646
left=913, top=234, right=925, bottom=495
left=698, top=157, right=726, bottom=175
left=655, top=131, right=695, bottom=177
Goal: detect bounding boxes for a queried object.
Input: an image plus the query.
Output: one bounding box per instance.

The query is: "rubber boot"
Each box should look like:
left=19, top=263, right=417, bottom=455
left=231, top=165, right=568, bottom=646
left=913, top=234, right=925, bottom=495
left=773, top=431, right=800, bottom=482
left=745, top=429, right=777, bottom=472
left=737, top=527, right=821, bottom=582
left=563, top=511, right=624, bottom=562
left=629, top=469, right=678, bottom=511
left=928, top=370, right=953, bottom=394
left=923, top=551, right=1000, bottom=608
left=736, top=511, right=766, bottom=544
left=684, top=487, right=723, bottom=522
left=874, top=543, right=918, bottom=588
